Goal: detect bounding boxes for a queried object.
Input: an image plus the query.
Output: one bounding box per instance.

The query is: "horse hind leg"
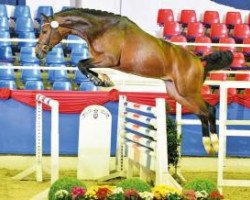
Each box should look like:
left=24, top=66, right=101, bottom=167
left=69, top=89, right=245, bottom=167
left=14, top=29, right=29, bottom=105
left=206, top=102, right=219, bottom=153
left=165, top=81, right=214, bottom=155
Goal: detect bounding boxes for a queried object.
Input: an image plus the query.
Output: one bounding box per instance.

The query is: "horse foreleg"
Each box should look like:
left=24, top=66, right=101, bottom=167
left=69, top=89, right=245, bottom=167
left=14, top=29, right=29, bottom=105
left=78, top=59, right=114, bottom=87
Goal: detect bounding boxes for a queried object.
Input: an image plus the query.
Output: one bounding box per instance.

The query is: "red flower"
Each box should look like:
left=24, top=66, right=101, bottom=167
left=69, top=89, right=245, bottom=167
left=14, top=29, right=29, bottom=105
left=182, top=190, right=196, bottom=200
left=209, top=191, right=224, bottom=199
left=96, top=187, right=111, bottom=200
left=124, top=189, right=139, bottom=199
left=71, top=186, right=86, bottom=200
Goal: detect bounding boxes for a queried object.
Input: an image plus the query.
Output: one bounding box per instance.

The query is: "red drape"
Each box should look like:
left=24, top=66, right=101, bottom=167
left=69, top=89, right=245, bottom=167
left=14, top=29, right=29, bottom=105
left=0, top=88, right=250, bottom=114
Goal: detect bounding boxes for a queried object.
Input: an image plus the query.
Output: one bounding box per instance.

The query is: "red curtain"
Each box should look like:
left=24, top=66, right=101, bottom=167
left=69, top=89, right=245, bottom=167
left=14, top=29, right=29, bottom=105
left=0, top=88, right=250, bottom=114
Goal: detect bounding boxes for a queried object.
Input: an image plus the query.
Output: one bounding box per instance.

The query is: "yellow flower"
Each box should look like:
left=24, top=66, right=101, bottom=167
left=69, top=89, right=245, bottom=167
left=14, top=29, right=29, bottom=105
left=152, top=185, right=181, bottom=199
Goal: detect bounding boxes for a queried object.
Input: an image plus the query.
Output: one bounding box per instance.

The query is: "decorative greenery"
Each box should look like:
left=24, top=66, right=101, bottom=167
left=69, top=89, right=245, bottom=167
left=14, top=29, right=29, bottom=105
left=166, top=117, right=181, bottom=168
left=183, top=179, right=217, bottom=194
left=117, top=178, right=151, bottom=192
left=152, top=185, right=182, bottom=200
left=48, top=177, right=86, bottom=200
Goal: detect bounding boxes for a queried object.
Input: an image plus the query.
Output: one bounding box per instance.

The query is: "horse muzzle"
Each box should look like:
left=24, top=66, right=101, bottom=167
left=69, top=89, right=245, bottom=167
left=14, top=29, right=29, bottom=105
left=35, top=45, right=50, bottom=60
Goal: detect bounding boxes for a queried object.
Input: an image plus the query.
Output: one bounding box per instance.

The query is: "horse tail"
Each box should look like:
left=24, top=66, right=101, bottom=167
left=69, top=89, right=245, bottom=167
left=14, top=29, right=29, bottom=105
left=201, top=50, right=233, bottom=81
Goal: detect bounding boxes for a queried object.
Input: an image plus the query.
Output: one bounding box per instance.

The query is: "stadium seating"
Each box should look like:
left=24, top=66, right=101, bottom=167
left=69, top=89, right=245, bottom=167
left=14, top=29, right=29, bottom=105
left=186, top=22, right=205, bottom=41
left=79, top=81, right=98, bottom=91
left=46, top=46, right=65, bottom=65
left=47, top=64, right=68, bottom=83
left=210, top=23, right=228, bottom=42
left=0, top=79, right=16, bottom=89
left=35, top=6, right=54, bottom=23
left=179, top=9, right=197, bottom=27
left=202, top=10, right=220, bottom=28
left=52, top=81, right=72, bottom=91
left=170, top=35, right=187, bottom=48
left=219, top=37, right=236, bottom=52
left=225, top=11, right=242, bottom=29
left=24, top=80, right=44, bottom=90
left=157, top=9, right=174, bottom=26
left=0, top=17, right=9, bottom=31
left=163, top=21, right=181, bottom=39
left=242, top=38, right=250, bottom=57
left=13, top=5, right=31, bottom=20
left=21, top=63, right=42, bottom=83
left=0, top=62, right=15, bottom=80
left=0, top=46, right=14, bottom=63
left=0, top=31, right=11, bottom=47
left=15, top=17, right=35, bottom=35
left=19, top=47, right=40, bottom=64
left=232, top=24, right=250, bottom=43
left=230, top=52, right=246, bottom=69
left=18, top=32, right=36, bottom=49
left=194, top=36, right=212, bottom=56
left=0, top=4, right=8, bottom=18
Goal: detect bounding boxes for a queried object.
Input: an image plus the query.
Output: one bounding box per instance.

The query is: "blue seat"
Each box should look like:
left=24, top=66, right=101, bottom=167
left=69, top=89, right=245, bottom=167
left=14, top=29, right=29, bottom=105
left=0, top=17, right=9, bottom=31
left=15, top=17, right=34, bottom=35
left=0, top=31, right=11, bottom=47
left=53, top=81, right=72, bottom=91
left=47, top=64, right=68, bottom=83
left=36, top=6, right=53, bottom=23
left=79, top=81, right=97, bottom=91
left=13, top=5, right=31, bottom=20
left=21, top=63, right=42, bottom=83
left=18, top=32, right=36, bottom=49
left=0, top=46, right=14, bottom=63
left=66, top=35, right=86, bottom=52
left=19, top=47, right=40, bottom=64
left=24, top=80, right=44, bottom=90
left=45, top=47, right=65, bottom=65
left=0, top=62, right=15, bottom=80
left=70, top=45, right=89, bottom=65
left=61, top=6, right=74, bottom=11
left=0, top=4, right=8, bottom=18
left=0, top=79, right=16, bottom=89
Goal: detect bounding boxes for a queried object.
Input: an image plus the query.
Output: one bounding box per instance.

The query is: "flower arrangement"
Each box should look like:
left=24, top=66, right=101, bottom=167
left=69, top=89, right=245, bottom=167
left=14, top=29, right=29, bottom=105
left=49, top=177, right=224, bottom=200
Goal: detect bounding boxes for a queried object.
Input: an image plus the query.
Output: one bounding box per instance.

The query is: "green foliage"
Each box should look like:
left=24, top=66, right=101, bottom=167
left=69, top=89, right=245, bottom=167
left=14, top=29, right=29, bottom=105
left=183, top=179, right=218, bottom=194
left=117, top=178, right=151, bottom=192
left=166, top=192, right=184, bottom=200
left=48, top=177, right=86, bottom=200
left=167, top=117, right=181, bottom=168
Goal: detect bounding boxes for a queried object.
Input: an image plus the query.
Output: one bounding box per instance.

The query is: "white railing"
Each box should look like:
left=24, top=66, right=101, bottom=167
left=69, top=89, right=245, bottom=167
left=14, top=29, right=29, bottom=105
left=218, top=81, right=250, bottom=192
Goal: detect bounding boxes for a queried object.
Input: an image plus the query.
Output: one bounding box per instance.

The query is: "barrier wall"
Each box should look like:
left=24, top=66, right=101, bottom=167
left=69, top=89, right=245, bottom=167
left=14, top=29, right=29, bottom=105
left=1, top=98, right=250, bottom=157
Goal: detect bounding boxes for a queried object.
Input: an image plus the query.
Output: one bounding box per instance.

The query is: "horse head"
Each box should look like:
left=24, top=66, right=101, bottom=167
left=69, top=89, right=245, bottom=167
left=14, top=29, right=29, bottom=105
left=35, top=14, right=67, bottom=59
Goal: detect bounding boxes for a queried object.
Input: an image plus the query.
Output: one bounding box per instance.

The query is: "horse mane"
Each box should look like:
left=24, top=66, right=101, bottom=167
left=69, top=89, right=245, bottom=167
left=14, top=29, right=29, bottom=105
left=56, top=8, right=122, bottom=19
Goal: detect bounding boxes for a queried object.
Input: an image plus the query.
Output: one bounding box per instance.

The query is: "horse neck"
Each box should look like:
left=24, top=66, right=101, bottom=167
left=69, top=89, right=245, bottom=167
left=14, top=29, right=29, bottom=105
left=58, top=15, right=117, bottom=42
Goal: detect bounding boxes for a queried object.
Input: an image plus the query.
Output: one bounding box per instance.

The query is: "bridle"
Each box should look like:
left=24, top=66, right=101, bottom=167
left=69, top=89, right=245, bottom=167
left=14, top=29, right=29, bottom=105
left=37, top=21, right=62, bottom=51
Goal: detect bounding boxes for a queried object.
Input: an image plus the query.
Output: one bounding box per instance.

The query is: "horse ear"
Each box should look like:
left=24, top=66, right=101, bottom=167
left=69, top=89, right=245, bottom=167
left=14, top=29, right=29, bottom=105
left=41, top=14, right=50, bottom=23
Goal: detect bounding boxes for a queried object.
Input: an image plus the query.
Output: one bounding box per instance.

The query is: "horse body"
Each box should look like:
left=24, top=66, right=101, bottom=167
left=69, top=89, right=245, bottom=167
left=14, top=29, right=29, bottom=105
left=35, top=8, right=233, bottom=154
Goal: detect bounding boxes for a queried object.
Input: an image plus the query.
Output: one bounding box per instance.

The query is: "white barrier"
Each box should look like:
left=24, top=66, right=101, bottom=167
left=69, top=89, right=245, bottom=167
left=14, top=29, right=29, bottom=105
left=218, top=81, right=250, bottom=192
left=12, top=94, right=59, bottom=200
left=77, top=105, right=112, bottom=180
left=118, top=95, right=182, bottom=189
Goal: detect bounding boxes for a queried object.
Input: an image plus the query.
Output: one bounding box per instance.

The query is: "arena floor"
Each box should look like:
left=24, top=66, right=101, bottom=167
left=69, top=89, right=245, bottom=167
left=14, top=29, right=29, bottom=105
left=0, top=157, right=250, bottom=200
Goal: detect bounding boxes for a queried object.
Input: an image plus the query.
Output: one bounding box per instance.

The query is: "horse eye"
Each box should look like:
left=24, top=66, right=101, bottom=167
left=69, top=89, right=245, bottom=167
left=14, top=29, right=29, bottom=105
left=42, top=30, right=47, bottom=34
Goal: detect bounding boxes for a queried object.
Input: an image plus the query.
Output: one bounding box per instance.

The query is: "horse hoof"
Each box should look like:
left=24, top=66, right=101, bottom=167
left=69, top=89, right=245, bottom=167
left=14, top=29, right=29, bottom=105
left=99, top=73, right=114, bottom=87
left=210, top=133, right=219, bottom=153
left=202, top=137, right=213, bottom=155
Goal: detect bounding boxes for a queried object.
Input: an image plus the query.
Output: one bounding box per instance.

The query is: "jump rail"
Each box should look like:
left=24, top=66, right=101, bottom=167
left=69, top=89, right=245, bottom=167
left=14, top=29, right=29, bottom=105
left=12, top=94, right=59, bottom=199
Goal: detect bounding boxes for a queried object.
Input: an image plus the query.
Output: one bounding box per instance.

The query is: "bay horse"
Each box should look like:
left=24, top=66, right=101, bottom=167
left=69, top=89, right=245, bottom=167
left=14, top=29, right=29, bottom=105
left=35, top=8, right=233, bottom=155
